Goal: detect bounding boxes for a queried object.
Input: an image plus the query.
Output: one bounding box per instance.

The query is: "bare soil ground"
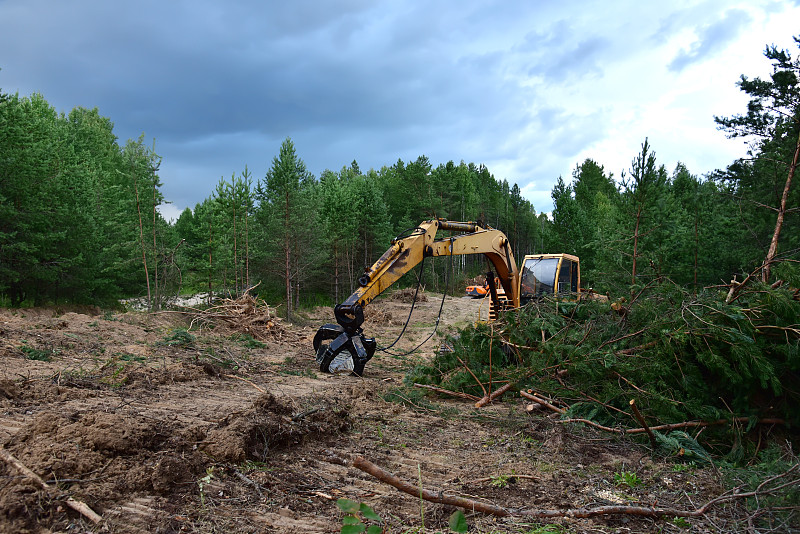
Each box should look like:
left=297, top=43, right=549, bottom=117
left=1, top=294, right=730, bottom=533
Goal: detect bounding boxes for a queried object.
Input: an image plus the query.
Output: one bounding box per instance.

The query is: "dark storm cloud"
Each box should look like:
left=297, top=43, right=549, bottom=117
left=668, top=9, right=751, bottom=72
left=3, top=1, right=414, bottom=135
left=0, top=0, right=609, bottom=208
left=2, top=0, right=797, bottom=217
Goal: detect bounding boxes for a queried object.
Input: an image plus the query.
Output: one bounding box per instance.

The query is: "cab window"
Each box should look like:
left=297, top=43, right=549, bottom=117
left=556, top=259, right=579, bottom=295
left=520, top=257, right=559, bottom=303
left=557, top=260, right=569, bottom=295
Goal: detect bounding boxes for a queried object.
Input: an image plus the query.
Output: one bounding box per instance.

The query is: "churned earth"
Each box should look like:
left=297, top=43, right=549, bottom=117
left=1, top=294, right=731, bottom=533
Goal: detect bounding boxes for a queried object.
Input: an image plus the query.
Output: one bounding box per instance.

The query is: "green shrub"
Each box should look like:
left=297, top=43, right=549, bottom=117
left=159, top=328, right=196, bottom=346
left=407, top=280, right=800, bottom=459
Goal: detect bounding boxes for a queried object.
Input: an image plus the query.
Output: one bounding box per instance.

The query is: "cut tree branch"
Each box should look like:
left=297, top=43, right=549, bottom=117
left=629, top=399, right=656, bottom=449
left=558, top=416, right=786, bottom=435
left=335, top=454, right=800, bottom=520
left=475, top=382, right=513, bottom=408
left=520, top=390, right=565, bottom=414
left=413, top=383, right=480, bottom=401
left=0, top=446, right=102, bottom=524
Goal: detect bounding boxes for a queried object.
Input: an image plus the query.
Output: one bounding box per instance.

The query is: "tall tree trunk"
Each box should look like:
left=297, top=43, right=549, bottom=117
left=233, top=192, right=238, bottom=295
left=632, top=205, right=642, bottom=286
left=334, top=242, right=339, bottom=303
left=133, top=173, right=151, bottom=308
left=245, top=200, right=250, bottom=290
left=284, top=188, right=292, bottom=320
left=208, top=221, right=213, bottom=306
left=762, top=128, right=800, bottom=282
left=347, top=244, right=354, bottom=294
left=152, top=182, right=159, bottom=310
left=694, top=209, right=699, bottom=291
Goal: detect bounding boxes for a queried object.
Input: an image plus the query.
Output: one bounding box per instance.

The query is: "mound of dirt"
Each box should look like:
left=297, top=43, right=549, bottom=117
left=202, top=393, right=350, bottom=463
left=389, top=287, right=428, bottom=303
left=0, top=379, right=17, bottom=401
left=0, top=388, right=350, bottom=533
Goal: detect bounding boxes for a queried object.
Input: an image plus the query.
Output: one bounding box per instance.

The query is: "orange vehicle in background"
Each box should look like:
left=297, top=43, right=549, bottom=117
left=465, top=280, right=490, bottom=298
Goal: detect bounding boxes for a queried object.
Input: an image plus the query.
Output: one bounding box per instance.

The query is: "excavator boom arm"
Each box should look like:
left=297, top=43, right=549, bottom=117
left=340, top=219, right=519, bottom=313
left=315, top=219, right=519, bottom=375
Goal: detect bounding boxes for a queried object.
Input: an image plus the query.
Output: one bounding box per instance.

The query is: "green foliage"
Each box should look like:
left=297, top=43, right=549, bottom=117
left=719, top=444, right=800, bottom=529
left=491, top=473, right=511, bottom=488
left=232, top=333, right=265, bottom=349
left=613, top=470, right=641, bottom=488
left=197, top=467, right=215, bottom=509
left=713, top=36, right=800, bottom=281
left=3, top=34, right=798, bottom=345
left=671, top=461, right=698, bottom=473
left=0, top=92, right=175, bottom=306
left=671, top=516, right=691, bottom=529
left=159, top=328, right=196, bottom=347
left=655, top=431, right=712, bottom=464
left=336, top=498, right=382, bottom=534
left=252, top=137, right=323, bottom=320
left=409, top=280, right=800, bottom=458
left=21, top=345, right=55, bottom=361
left=448, top=509, right=468, bottom=533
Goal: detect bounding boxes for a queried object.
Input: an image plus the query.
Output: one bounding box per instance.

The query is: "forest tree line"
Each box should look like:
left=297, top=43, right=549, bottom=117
left=1, top=37, right=798, bottom=318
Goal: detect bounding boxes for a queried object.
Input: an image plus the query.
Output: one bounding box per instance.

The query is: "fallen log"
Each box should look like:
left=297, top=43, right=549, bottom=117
left=475, top=382, right=513, bottom=408
left=350, top=456, right=510, bottom=517
left=336, top=454, right=799, bottom=521
left=520, top=390, right=565, bottom=414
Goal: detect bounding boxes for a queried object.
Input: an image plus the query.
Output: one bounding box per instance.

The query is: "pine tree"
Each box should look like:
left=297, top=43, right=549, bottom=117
left=715, top=36, right=800, bottom=282
left=620, top=139, right=668, bottom=287
left=255, top=137, right=316, bottom=320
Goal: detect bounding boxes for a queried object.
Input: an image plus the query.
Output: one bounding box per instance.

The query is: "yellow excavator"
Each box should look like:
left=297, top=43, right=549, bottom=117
left=313, top=219, right=584, bottom=375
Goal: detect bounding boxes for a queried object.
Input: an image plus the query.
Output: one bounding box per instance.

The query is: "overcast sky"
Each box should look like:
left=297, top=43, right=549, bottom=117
left=2, top=1, right=800, bottom=221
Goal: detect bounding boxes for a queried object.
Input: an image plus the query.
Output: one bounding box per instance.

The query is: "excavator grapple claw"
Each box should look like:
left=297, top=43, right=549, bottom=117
left=313, top=305, right=376, bottom=376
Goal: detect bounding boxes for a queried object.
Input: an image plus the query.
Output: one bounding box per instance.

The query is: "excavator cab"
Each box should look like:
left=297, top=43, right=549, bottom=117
left=519, top=253, right=580, bottom=305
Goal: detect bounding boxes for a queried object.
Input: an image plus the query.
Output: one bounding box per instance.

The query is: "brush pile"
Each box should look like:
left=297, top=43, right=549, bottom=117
left=180, top=289, right=288, bottom=342
left=389, top=287, right=428, bottom=303
left=409, top=278, right=800, bottom=460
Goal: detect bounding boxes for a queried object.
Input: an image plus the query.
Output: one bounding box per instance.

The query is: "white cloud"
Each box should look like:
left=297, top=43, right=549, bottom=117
left=157, top=203, right=184, bottom=224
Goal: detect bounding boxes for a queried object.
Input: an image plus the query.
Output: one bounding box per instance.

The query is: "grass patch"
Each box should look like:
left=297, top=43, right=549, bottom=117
left=21, top=345, right=57, bottom=362
left=231, top=333, right=266, bottom=349
left=613, top=470, right=641, bottom=488
left=118, top=352, right=146, bottom=363
left=159, top=328, right=196, bottom=347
